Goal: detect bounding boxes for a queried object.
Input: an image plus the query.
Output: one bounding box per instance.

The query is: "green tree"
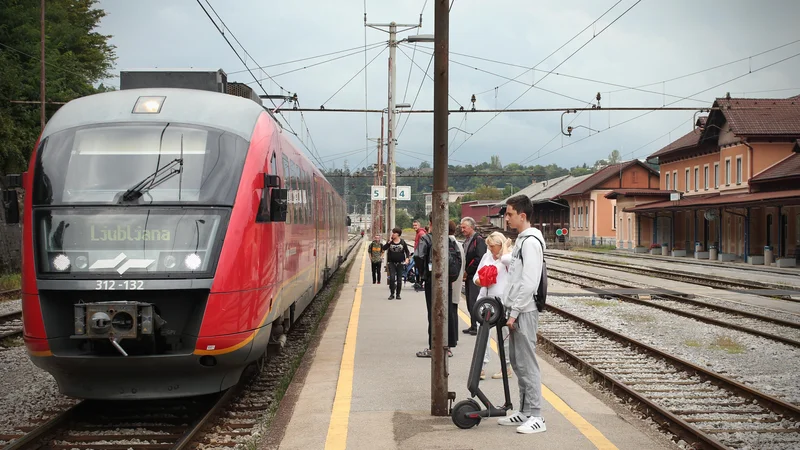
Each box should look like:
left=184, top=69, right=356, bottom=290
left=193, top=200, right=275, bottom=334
left=472, top=185, right=503, bottom=200
left=0, top=0, right=117, bottom=175
left=608, top=149, right=621, bottom=164
left=396, top=208, right=412, bottom=229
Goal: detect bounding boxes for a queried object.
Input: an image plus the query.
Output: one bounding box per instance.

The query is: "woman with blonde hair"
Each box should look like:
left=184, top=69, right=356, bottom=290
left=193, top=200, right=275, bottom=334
left=473, top=231, right=514, bottom=380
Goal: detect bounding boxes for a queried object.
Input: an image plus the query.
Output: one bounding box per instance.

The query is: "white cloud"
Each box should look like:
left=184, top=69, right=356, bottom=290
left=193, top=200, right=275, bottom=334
left=97, top=0, right=800, bottom=171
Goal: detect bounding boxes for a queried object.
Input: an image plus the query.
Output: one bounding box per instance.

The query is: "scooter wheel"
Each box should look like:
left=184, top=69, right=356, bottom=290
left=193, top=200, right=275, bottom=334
left=451, top=399, right=482, bottom=429
left=473, top=297, right=503, bottom=326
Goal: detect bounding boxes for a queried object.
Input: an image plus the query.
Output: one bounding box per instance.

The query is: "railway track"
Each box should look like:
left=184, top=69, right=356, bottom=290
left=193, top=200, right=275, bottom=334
left=0, top=310, right=23, bottom=342
left=2, top=391, right=233, bottom=450
left=2, top=237, right=363, bottom=450
left=539, top=305, right=800, bottom=449
left=546, top=253, right=800, bottom=301
left=547, top=267, right=800, bottom=348
left=0, top=289, right=21, bottom=301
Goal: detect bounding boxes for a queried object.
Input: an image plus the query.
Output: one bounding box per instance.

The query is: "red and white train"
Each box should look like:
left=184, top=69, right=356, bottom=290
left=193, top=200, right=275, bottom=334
left=9, top=69, right=349, bottom=399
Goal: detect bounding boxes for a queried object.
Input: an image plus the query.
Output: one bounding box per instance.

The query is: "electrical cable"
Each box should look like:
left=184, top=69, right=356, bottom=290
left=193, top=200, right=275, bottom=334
left=450, top=0, right=644, bottom=157
left=228, top=41, right=386, bottom=74
left=321, top=44, right=388, bottom=107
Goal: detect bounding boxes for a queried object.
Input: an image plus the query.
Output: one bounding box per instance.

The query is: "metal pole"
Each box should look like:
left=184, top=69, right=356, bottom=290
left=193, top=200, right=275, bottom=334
left=431, top=0, right=449, bottom=417
left=380, top=113, right=387, bottom=236
left=40, top=0, right=46, bottom=130
left=387, top=22, right=398, bottom=232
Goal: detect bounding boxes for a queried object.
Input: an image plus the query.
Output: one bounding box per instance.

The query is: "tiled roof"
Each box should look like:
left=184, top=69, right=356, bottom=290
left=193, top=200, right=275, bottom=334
left=714, top=97, right=800, bottom=137
left=625, top=190, right=800, bottom=212
left=750, top=152, right=800, bottom=183
left=648, top=129, right=702, bottom=160
left=497, top=175, right=570, bottom=205
left=604, top=189, right=675, bottom=199
left=558, top=161, right=657, bottom=197
left=531, top=174, right=592, bottom=203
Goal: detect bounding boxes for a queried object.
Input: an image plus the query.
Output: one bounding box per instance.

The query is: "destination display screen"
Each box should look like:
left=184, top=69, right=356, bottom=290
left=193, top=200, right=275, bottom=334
left=34, top=209, right=227, bottom=277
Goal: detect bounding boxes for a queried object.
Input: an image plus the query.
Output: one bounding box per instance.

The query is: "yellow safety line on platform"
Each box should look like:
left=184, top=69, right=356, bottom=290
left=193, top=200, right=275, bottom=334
left=324, top=241, right=368, bottom=450
left=457, top=308, right=618, bottom=450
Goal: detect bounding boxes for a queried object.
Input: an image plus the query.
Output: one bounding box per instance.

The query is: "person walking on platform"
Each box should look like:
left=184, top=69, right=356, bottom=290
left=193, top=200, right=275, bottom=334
left=416, top=219, right=464, bottom=358
left=412, top=220, right=427, bottom=290
left=497, top=194, right=547, bottom=434
left=382, top=228, right=410, bottom=300
left=368, top=234, right=384, bottom=284
left=473, top=231, right=514, bottom=380
left=461, top=217, right=486, bottom=335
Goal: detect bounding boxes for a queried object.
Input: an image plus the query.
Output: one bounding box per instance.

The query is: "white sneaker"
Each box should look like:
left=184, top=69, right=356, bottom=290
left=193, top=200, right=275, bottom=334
left=516, top=416, right=547, bottom=434
left=497, top=411, right=529, bottom=426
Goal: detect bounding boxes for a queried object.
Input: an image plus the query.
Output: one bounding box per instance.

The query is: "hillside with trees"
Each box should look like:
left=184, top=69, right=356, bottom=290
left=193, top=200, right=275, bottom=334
left=324, top=151, right=624, bottom=223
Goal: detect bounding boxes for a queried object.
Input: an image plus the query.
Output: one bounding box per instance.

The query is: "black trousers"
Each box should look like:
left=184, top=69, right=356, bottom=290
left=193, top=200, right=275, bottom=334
left=465, top=276, right=479, bottom=329
left=371, top=261, right=382, bottom=283
left=424, top=281, right=458, bottom=348
left=387, top=262, right=404, bottom=296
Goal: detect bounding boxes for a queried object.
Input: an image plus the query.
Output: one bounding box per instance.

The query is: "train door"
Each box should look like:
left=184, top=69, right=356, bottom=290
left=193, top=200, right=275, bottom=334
left=313, top=175, right=320, bottom=293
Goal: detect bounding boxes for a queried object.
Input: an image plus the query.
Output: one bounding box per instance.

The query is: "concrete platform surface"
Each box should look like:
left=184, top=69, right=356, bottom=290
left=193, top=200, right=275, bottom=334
left=267, top=242, right=676, bottom=450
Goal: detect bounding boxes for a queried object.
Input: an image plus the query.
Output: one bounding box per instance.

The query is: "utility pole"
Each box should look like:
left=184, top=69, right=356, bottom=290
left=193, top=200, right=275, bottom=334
left=430, top=0, right=450, bottom=416
left=365, top=18, right=430, bottom=234
left=40, top=0, right=46, bottom=130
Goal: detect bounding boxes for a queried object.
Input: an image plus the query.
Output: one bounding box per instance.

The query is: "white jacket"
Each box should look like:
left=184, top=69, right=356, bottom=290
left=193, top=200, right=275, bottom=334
left=450, top=236, right=465, bottom=304
left=501, top=227, right=545, bottom=318
left=473, top=251, right=509, bottom=300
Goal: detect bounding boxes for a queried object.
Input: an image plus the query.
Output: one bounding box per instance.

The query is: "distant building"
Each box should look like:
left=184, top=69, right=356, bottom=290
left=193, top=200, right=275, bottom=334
left=424, top=191, right=473, bottom=217
left=460, top=200, right=502, bottom=225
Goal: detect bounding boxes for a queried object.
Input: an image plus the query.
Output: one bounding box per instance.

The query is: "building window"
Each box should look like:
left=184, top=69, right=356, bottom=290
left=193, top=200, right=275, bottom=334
left=673, top=171, right=677, bottom=190
left=704, top=165, right=709, bottom=190
left=736, top=156, right=742, bottom=184
left=694, top=167, right=699, bottom=191
left=572, top=207, right=576, bottom=228
left=714, top=163, right=719, bottom=188
left=613, top=205, right=617, bottom=229
left=726, top=159, right=731, bottom=186
left=665, top=173, right=670, bottom=190
left=685, top=169, right=689, bottom=192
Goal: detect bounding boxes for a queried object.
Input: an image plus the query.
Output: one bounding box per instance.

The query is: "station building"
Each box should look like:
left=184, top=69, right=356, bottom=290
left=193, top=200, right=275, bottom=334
left=626, top=95, right=800, bottom=266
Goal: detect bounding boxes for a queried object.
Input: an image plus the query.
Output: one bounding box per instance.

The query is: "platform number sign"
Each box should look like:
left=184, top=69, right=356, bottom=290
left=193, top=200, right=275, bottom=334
left=371, top=186, right=386, bottom=201
left=396, top=186, right=411, bottom=201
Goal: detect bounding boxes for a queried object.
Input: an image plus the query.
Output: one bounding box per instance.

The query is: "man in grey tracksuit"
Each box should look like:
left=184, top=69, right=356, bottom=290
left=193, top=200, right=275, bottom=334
left=497, top=194, right=546, bottom=434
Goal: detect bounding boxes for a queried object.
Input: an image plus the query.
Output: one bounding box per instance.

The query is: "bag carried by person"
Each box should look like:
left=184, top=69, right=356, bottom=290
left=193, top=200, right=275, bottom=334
left=420, top=234, right=462, bottom=284
left=515, top=235, right=548, bottom=312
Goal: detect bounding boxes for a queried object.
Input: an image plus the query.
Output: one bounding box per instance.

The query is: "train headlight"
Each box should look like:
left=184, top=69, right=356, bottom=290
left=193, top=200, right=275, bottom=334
left=52, top=254, right=71, bottom=271
left=184, top=253, right=202, bottom=271
left=164, top=255, right=177, bottom=269
left=132, top=96, right=166, bottom=114
left=75, top=256, right=89, bottom=270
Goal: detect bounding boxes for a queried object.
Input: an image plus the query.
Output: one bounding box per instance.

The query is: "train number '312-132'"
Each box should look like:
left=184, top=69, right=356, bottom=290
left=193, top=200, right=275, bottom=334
left=95, top=280, right=144, bottom=290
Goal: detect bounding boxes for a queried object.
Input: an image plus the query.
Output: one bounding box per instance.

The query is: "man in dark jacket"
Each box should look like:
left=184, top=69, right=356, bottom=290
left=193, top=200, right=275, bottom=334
left=382, top=227, right=410, bottom=300
left=460, top=217, right=486, bottom=335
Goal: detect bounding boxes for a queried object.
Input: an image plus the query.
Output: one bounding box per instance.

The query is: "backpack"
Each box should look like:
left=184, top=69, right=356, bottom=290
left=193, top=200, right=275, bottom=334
left=420, top=234, right=462, bottom=284
left=415, top=233, right=431, bottom=280
left=516, top=235, right=548, bottom=312
left=447, top=237, right=463, bottom=284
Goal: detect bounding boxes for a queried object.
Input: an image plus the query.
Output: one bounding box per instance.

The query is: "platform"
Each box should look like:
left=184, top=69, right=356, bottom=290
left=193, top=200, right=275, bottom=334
left=264, top=242, right=676, bottom=450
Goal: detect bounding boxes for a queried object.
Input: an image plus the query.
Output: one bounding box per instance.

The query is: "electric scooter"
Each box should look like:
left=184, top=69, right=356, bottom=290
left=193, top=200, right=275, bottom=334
left=451, top=296, right=513, bottom=429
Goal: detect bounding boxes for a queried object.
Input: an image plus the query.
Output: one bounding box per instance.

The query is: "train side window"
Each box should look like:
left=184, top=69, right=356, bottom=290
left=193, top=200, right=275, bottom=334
left=282, top=156, right=292, bottom=225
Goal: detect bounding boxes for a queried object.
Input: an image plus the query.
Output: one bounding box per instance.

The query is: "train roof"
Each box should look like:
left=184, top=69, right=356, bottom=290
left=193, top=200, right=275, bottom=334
left=42, top=88, right=269, bottom=141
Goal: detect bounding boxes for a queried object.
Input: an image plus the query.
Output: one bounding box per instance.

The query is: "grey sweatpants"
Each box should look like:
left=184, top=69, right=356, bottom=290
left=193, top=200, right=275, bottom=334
left=509, top=310, right=542, bottom=417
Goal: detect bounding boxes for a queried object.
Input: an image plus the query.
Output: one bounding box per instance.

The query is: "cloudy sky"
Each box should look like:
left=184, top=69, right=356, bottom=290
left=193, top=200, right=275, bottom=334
left=96, top=0, right=800, bottom=172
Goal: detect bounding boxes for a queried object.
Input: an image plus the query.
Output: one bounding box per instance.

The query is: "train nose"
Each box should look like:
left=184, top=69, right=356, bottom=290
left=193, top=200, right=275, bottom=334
left=90, top=311, right=112, bottom=332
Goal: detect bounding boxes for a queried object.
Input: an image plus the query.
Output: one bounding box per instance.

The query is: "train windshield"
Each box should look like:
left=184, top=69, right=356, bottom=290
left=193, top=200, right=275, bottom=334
left=34, top=208, right=227, bottom=277
left=32, top=123, right=248, bottom=205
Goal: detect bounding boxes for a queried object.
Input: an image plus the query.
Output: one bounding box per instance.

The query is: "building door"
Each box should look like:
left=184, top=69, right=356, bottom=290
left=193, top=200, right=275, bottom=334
left=781, top=214, right=788, bottom=257
left=766, top=214, right=773, bottom=249
left=737, top=216, right=743, bottom=257
left=627, top=217, right=632, bottom=248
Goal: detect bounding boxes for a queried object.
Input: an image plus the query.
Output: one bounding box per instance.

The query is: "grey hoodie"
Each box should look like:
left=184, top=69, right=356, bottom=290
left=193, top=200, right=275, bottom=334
left=500, top=227, right=545, bottom=319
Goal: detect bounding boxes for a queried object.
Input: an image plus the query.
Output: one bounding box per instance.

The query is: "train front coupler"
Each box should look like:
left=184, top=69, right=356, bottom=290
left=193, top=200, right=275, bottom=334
left=71, top=301, right=167, bottom=356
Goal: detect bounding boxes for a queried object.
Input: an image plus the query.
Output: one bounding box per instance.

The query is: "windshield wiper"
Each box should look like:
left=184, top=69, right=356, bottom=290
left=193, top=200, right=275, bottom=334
left=119, top=158, right=183, bottom=203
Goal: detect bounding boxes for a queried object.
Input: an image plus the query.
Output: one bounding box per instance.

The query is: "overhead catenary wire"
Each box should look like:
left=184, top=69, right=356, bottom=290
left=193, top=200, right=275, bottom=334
left=227, top=41, right=386, bottom=74
left=474, top=0, right=624, bottom=97
left=449, top=0, right=646, bottom=157
left=246, top=42, right=387, bottom=82
left=195, top=0, right=328, bottom=170
left=321, top=44, right=388, bottom=108
left=396, top=51, right=434, bottom=139
left=396, top=45, right=464, bottom=109
left=517, top=49, right=800, bottom=166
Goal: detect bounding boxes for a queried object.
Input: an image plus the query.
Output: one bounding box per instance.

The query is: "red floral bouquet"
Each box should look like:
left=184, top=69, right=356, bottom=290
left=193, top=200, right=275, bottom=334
left=477, top=264, right=498, bottom=287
